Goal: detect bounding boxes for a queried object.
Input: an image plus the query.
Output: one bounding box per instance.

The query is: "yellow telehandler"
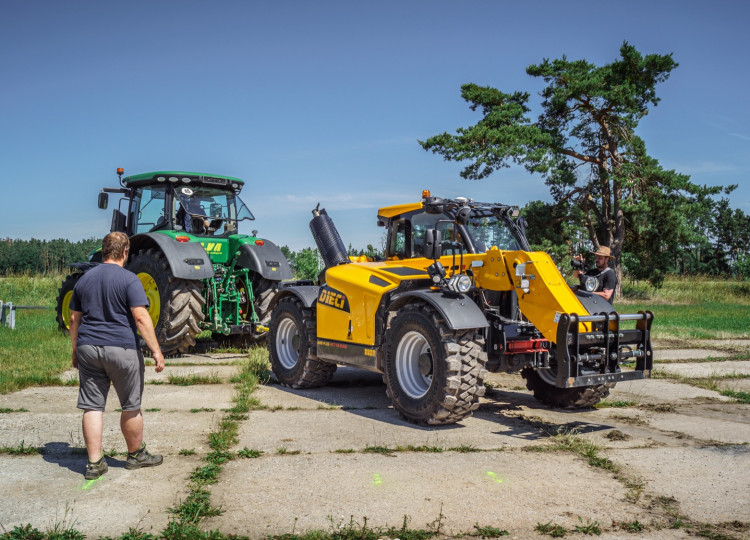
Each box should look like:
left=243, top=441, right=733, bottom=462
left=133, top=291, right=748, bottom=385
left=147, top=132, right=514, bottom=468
left=267, top=192, right=653, bottom=425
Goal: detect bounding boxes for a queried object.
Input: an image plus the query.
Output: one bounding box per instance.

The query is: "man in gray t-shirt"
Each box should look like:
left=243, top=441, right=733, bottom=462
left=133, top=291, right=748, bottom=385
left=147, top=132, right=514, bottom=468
left=69, top=232, right=166, bottom=480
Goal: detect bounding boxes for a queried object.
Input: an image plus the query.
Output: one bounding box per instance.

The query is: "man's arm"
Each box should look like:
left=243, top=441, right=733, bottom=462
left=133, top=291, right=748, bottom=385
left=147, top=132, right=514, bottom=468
left=69, top=310, right=82, bottom=368
left=594, top=288, right=614, bottom=301
left=595, top=269, right=616, bottom=301
left=131, top=306, right=165, bottom=372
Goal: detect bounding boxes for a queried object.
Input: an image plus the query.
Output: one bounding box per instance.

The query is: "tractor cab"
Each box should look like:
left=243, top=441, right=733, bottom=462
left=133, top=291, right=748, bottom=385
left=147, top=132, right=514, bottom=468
left=98, top=170, right=255, bottom=238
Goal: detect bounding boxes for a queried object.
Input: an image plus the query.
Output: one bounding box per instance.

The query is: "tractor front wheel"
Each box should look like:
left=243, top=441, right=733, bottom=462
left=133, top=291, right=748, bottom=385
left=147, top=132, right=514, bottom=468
left=521, top=367, right=613, bottom=409
left=55, top=272, right=83, bottom=332
left=127, top=248, right=206, bottom=356
left=384, top=303, right=487, bottom=425
left=268, top=296, right=336, bottom=388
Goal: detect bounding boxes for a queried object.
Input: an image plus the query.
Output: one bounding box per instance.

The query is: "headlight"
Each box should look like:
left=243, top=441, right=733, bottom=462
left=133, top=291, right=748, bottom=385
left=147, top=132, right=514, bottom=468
left=584, top=276, right=598, bottom=292
left=447, top=274, right=472, bottom=293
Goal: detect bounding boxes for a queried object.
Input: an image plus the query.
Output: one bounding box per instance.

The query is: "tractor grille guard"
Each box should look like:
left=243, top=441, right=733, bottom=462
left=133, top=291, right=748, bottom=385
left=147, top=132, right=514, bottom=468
left=550, top=311, right=654, bottom=388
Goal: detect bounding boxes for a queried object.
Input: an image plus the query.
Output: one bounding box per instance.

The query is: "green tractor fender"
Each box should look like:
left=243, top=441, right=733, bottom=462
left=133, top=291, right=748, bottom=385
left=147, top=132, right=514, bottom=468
left=129, top=233, right=214, bottom=280
left=236, top=240, right=294, bottom=281
left=388, top=289, right=489, bottom=331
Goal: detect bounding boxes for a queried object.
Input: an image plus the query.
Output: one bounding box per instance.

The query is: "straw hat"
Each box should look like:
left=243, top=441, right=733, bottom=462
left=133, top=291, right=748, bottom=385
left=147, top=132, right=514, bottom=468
left=591, top=246, right=612, bottom=258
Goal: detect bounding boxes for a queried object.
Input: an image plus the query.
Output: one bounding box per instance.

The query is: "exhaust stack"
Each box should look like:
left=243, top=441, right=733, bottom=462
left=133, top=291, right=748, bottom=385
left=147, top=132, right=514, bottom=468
left=309, top=204, right=350, bottom=269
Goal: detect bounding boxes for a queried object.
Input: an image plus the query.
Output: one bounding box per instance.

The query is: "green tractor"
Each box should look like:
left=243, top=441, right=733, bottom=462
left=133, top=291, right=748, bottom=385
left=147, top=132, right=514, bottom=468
left=56, top=168, right=293, bottom=355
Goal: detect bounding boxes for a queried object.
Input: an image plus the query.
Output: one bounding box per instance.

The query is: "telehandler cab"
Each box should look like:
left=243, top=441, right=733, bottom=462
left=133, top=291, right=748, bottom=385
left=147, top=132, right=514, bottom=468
left=268, top=192, right=653, bottom=425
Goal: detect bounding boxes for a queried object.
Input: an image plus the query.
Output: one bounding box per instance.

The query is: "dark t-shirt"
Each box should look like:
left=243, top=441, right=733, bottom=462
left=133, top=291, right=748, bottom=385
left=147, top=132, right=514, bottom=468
left=580, top=266, right=617, bottom=301
left=69, top=263, right=149, bottom=350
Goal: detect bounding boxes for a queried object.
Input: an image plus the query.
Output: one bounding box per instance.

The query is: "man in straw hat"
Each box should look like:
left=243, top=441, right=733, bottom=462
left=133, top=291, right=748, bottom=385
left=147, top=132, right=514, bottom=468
left=572, top=246, right=616, bottom=302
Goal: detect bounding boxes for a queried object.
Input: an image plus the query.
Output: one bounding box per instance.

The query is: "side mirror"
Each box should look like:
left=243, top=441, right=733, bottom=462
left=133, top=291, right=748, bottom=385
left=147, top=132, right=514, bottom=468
left=424, top=229, right=442, bottom=260
left=98, top=192, right=109, bottom=210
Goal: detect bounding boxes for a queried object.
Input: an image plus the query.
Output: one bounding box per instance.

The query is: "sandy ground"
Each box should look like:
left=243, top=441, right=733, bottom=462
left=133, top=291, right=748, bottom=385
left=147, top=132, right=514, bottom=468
left=1, top=343, right=749, bottom=539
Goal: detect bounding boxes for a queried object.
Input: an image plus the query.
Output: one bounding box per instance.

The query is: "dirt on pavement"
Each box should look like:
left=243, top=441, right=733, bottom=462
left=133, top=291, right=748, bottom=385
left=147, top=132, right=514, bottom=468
left=1, top=343, right=749, bottom=539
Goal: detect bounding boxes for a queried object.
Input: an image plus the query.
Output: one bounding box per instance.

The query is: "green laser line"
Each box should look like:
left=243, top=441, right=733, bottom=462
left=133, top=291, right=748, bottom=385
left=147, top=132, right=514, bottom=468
left=486, top=471, right=503, bottom=484
left=372, top=473, right=383, bottom=486
left=81, top=477, right=103, bottom=490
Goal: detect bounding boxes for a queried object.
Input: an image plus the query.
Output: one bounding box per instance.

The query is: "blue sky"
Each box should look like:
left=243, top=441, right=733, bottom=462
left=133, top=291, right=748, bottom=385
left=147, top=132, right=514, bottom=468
left=2, top=1, right=749, bottom=251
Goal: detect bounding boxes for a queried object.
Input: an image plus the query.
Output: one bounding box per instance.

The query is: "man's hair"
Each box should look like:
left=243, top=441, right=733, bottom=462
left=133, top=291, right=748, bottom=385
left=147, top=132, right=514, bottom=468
left=102, top=232, right=130, bottom=261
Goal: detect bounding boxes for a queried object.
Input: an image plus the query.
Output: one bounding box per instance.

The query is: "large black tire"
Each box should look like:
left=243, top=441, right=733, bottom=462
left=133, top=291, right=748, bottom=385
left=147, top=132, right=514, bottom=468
left=521, top=366, right=614, bottom=409
left=384, top=303, right=488, bottom=426
left=251, top=276, right=276, bottom=327
left=127, top=248, right=206, bottom=356
left=55, top=272, right=83, bottom=332
left=267, top=296, right=336, bottom=388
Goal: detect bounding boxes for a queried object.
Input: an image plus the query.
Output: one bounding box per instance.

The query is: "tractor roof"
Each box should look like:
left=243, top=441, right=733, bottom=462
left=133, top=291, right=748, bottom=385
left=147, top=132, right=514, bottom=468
left=122, top=171, right=244, bottom=188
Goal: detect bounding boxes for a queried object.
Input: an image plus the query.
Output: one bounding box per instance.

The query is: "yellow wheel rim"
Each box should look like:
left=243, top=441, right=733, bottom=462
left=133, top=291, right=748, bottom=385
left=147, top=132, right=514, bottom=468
left=137, top=272, right=160, bottom=327
left=61, top=290, right=74, bottom=329
left=238, top=280, right=252, bottom=318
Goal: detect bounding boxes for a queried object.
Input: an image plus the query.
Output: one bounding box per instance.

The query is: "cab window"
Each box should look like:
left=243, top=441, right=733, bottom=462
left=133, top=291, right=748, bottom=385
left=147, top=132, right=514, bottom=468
left=132, top=185, right=168, bottom=234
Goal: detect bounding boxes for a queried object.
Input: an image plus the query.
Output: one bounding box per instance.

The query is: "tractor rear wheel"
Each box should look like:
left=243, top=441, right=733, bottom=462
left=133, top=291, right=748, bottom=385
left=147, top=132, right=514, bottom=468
left=127, top=248, right=205, bottom=356
left=268, top=296, right=336, bottom=388
left=55, top=272, right=83, bottom=332
left=521, top=367, right=613, bottom=408
left=384, top=303, right=488, bottom=425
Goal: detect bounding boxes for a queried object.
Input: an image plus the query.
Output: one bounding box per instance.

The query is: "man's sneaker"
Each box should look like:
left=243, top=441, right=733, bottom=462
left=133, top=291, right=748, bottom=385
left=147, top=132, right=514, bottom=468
left=84, top=457, right=108, bottom=479
left=125, top=443, right=163, bottom=470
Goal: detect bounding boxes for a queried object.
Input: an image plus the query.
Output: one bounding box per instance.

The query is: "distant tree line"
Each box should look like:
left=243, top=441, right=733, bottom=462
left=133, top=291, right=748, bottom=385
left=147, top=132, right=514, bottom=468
left=0, top=238, right=102, bottom=275
left=3, top=206, right=748, bottom=284
left=523, top=196, right=750, bottom=283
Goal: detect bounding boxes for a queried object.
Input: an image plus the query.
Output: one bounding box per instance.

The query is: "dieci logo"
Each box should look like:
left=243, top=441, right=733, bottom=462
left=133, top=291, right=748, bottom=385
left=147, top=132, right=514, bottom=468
left=318, top=286, right=350, bottom=312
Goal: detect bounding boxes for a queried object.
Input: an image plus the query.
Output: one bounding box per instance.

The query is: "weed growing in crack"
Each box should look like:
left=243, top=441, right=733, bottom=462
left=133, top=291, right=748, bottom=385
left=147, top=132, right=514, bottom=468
left=535, top=520, right=567, bottom=537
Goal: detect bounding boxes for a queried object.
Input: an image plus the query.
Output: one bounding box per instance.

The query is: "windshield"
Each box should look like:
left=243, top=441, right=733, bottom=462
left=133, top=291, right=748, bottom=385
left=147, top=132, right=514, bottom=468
left=175, top=186, right=254, bottom=236
left=465, top=214, right=522, bottom=252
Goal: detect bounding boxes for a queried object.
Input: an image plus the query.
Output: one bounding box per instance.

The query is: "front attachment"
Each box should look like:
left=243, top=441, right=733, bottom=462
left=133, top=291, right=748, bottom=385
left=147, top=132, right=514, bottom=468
left=552, top=311, right=654, bottom=388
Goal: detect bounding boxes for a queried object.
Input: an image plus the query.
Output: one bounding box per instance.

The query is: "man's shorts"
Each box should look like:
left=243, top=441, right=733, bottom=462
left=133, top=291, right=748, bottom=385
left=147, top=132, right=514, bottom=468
left=77, top=345, right=145, bottom=411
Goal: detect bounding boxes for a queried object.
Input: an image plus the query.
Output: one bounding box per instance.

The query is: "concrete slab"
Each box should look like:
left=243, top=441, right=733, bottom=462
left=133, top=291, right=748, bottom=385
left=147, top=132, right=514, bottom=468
left=656, top=360, right=750, bottom=378
left=165, top=352, right=247, bottom=365
left=59, top=365, right=239, bottom=385
left=0, top=385, right=234, bottom=453
left=205, top=452, right=643, bottom=538
left=609, top=446, right=750, bottom=523
left=0, top=453, right=196, bottom=538
left=610, top=379, right=731, bottom=403
left=655, top=349, right=731, bottom=361
left=719, top=378, right=750, bottom=392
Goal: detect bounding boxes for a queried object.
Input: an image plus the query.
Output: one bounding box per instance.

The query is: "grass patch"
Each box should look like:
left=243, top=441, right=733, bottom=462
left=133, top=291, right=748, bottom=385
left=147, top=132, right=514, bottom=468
left=394, top=445, right=444, bottom=453
left=574, top=517, right=601, bottom=535
left=449, top=444, right=482, bottom=453
left=362, top=445, right=396, bottom=456
left=0, top=277, right=72, bottom=394
left=616, top=520, right=645, bottom=533
left=178, top=448, right=196, bottom=456
left=595, top=400, right=637, bottom=409
left=0, top=407, right=28, bottom=413
left=0, top=441, right=39, bottom=455
left=535, top=521, right=567, bottom=537
left=167, top=373, right=223, bottom=386
left=237, top=447, right=263, bottom=459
